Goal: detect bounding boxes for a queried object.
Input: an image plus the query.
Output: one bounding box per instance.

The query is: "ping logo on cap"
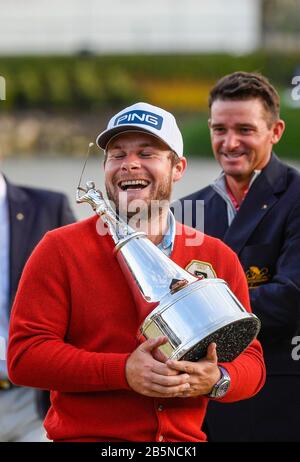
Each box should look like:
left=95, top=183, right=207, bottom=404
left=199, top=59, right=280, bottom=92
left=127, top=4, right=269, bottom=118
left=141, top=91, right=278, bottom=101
left=114, top=110, right=163, bottom=130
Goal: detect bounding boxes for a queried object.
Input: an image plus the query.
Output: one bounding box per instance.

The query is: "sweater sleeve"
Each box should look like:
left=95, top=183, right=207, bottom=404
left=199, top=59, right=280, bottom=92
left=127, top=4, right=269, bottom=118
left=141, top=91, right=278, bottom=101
left=216, top=250, right=266, bottom=402
left=7, top=233, right=131, bottom=393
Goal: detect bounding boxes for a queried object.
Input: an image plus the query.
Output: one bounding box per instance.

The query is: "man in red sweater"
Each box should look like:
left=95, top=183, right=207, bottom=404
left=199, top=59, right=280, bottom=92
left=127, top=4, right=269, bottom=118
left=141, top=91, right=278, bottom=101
left=7, top=102, right=265, bottom=442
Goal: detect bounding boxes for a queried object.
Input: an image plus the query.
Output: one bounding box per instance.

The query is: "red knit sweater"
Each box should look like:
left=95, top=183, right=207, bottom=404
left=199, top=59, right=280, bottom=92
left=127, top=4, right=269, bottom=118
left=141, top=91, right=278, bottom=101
left=8, top=217, right=265, bottom=442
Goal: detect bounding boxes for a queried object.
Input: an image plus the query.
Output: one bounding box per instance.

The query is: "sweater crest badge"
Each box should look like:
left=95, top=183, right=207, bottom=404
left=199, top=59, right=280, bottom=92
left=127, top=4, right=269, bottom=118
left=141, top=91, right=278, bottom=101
left=185, top=260, right=217, bottom=279
left=246, top=266, right=270, bottom=288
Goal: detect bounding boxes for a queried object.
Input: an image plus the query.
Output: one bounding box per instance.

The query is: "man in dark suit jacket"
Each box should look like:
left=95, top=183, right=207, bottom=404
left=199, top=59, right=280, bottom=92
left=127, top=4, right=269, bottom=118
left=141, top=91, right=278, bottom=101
left=177, top=72, right=300, bottom=441
left=0, top=173, right=75, bottom=441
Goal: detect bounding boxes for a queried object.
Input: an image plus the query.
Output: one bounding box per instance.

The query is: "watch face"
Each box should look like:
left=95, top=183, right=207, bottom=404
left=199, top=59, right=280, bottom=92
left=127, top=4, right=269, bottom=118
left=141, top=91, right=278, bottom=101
left=215, top=380, right=230, bottom=397
left=208, top=367, right=231, bottom=398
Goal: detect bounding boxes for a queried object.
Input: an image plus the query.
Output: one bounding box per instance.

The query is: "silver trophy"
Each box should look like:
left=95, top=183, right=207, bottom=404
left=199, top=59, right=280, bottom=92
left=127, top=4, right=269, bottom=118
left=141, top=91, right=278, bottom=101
left=77, top=181, right=260, bottom=362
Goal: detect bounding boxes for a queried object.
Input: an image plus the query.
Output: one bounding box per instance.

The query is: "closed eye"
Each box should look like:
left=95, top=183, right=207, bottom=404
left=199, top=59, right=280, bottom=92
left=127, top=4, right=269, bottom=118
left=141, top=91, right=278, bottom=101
left=139, top=151, right=154, bottom=158
left=108, top=152, right=126, bottom=160
left=239, top=127, right=254, bottom=134
left=240, top=127, right=253, bottom=133
left=212, top=127, right=226, bottom=134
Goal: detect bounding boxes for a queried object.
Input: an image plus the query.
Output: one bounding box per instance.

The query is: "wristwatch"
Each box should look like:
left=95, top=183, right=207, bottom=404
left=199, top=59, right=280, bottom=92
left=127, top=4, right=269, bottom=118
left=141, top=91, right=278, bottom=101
left=207, top=366, right=231, bottom=399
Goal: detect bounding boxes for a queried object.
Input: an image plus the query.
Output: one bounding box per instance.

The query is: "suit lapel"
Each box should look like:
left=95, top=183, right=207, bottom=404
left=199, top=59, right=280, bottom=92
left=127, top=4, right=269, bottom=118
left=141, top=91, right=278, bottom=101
left=223, top=154, right=287, bottom=255
left=6, top=181, right=35, bottom=306
left=203, top=192, right=228, bottom=239
left=223, top=176, right=277, bottom=254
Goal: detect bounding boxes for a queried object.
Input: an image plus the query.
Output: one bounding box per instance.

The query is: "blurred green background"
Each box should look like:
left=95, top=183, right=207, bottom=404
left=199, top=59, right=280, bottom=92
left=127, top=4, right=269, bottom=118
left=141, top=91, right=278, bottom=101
left=1, top=53, right=300, bottom=158
left=1, top=0, right=300, bottom=160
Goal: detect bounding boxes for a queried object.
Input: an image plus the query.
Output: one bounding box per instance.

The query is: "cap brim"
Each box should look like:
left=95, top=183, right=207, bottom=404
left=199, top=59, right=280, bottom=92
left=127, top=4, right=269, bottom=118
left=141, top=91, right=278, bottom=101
left=96, top=125, right=170, bottom=151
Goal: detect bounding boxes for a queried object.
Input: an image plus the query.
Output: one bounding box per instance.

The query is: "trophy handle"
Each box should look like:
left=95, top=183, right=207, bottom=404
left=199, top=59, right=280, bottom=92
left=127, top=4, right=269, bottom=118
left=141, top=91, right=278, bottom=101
left=76, top=181, right=139, bottom=243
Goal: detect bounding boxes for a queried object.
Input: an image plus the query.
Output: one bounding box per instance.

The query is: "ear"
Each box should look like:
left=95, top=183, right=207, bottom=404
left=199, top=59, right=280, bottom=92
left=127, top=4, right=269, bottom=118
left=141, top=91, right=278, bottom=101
left=102, top=151, right=107, bottom=170
left=271, top=119, right=285, bottom=145
left=172, top=157, right=187, bottom=183
left=208, top=118, right=212, bottom=129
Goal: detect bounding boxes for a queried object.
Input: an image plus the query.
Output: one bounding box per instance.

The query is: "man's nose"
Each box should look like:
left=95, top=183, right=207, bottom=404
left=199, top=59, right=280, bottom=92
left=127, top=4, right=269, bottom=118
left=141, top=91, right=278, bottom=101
left=222, top=132, right=240, bottom=151
left=121, top=154, right=141, bottom=171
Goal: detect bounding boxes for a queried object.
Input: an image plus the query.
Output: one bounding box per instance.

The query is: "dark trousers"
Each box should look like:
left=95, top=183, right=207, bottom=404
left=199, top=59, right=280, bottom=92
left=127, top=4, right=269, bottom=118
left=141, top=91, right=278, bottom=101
left=205, top=375, right=300, bottom=442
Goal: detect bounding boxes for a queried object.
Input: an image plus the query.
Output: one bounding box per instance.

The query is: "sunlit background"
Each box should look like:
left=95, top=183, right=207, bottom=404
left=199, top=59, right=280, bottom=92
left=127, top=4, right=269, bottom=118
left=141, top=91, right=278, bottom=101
left=1, top=0, right=300, bottom=219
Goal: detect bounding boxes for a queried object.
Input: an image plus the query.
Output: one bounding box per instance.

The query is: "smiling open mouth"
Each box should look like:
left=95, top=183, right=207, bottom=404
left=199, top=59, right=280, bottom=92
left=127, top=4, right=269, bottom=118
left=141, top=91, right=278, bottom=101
left=118, top=179, right=151, bottom=191
left=223, top=153, right=246, bottom=159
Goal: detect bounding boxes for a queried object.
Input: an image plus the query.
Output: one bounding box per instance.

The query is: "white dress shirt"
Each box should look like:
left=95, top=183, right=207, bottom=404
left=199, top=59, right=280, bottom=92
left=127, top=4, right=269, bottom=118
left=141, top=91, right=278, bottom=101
left=0, top=174, right=10, bottom=378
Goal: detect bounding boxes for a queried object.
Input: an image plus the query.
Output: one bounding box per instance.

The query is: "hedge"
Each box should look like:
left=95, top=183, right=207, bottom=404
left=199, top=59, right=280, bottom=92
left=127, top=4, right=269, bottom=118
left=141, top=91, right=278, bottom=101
left=1, top=52, right=300, bottom=110
left=182, top=106, right=300, bottom=160
left=0, top=53, right=300, bottom=159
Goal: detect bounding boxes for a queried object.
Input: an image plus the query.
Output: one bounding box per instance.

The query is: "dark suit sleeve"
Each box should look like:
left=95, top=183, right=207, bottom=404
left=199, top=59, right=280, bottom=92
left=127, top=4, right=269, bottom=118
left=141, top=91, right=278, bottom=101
left=250, top=203, right=300, bottom=341
left=217, top=253, right=266, bottom=402
left=58, top=194, right=76, bottom=226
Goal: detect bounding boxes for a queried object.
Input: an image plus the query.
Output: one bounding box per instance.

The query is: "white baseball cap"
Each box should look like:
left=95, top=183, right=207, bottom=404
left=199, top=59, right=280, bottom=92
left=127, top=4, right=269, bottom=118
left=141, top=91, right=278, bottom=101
left=96, top=102, right=184, bottom=157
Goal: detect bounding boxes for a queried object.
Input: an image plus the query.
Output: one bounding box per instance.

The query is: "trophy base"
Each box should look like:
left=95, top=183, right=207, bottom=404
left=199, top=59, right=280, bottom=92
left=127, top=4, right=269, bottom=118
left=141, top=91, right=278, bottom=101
left=141, top=278, right=261, bottom=364
left=176, top=317, right=259, bottom=363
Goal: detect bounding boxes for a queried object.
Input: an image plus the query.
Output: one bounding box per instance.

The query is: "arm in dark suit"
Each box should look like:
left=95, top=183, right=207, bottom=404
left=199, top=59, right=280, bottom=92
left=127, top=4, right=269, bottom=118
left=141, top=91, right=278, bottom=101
left=250, top=203, right=300, bottom=342
left=58, top=192, right=76, bottom=226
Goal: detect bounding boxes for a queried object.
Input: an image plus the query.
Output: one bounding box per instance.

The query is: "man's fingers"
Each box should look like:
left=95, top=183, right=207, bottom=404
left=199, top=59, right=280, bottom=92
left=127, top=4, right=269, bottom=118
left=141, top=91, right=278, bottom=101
left=206, top=342, right=218, bottom=363
left=166, top=359, right=195, bottom=374
left=140, top=336, right=168, bottom=353
left=150, top=370, right=190, bottom=387
left=150, top=381, right=191, bottom=397
left=152, top=360, right=180, bottom=376
left=166, top=343, right=218, bottom=372
left=152, top=346, right=168, bottom=363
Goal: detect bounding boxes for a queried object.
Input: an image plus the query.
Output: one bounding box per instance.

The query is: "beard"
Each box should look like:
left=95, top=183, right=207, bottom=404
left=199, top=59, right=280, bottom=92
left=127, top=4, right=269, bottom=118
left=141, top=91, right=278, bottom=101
left=105, top=170, right=173, bottom=224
